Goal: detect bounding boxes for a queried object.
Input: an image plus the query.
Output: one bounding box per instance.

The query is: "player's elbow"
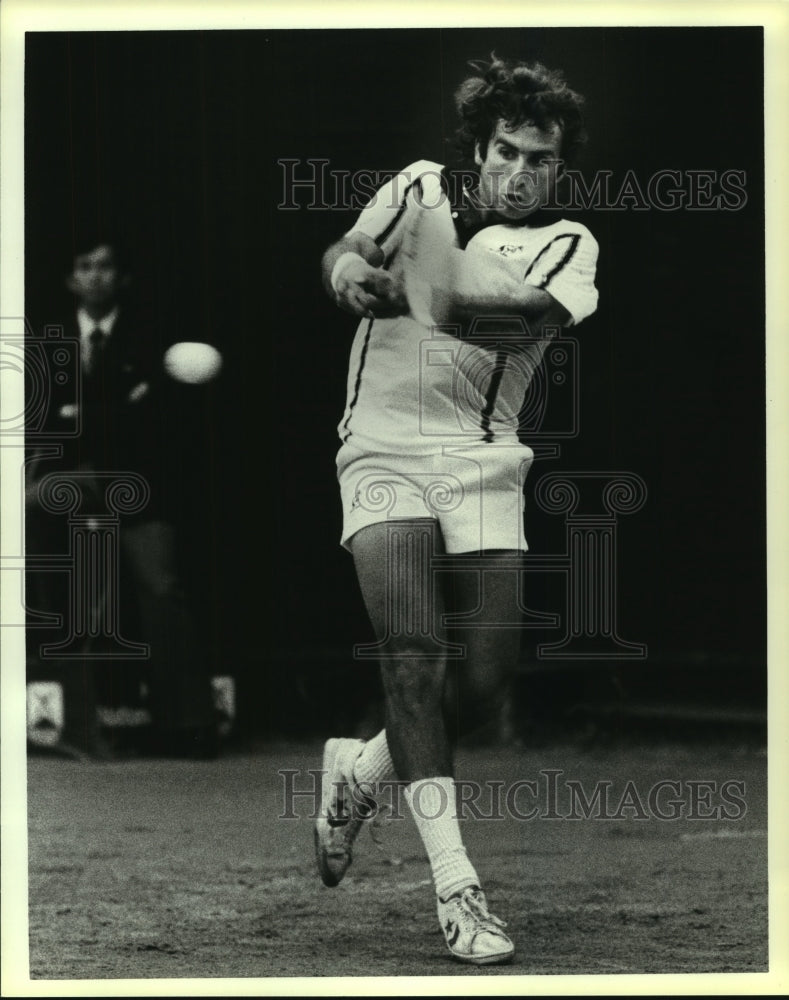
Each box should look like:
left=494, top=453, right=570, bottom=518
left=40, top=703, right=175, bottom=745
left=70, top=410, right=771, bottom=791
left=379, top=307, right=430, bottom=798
left=522, top=288, right=571, bottom=329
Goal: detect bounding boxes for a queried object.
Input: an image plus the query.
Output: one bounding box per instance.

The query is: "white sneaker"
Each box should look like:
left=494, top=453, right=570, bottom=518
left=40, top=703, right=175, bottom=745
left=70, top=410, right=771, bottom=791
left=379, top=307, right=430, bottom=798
left=437, top=886, right=515, bottom=965
left=314, top=737, right=374, bottom=887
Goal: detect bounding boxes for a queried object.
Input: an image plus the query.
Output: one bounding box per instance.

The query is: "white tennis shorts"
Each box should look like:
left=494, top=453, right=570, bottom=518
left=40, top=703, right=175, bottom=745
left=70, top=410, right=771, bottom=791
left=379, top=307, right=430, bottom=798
left=336, top=441, right=535, bottom=553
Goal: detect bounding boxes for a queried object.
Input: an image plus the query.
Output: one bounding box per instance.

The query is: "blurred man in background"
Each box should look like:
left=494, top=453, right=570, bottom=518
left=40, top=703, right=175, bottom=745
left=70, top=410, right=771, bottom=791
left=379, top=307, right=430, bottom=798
left=26, top=234, right=219, bottom=758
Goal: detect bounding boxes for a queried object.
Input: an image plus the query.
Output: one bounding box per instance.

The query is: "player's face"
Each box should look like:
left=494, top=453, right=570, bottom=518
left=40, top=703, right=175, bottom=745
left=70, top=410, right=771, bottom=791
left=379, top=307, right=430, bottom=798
left=474, top=120, right=563, bottom=221
left=67, top=245, right=123, bottom=307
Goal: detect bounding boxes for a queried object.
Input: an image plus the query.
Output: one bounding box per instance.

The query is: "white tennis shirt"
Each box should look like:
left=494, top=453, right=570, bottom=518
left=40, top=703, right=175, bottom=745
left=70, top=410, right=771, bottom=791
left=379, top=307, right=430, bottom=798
left=337, top=160, right=599, bottom=455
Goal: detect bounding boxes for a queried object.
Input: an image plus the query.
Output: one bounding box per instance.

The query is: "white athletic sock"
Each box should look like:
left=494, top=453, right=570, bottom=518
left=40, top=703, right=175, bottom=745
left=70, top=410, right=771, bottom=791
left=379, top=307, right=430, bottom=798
left=352, top=730, right=394, bottom=788
left=404, top=776, right=480, bottom=901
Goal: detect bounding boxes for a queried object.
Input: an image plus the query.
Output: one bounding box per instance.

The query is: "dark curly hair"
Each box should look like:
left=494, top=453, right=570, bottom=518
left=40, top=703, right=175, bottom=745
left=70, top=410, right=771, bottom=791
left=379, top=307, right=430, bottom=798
left=454, top=55, right=587, bottom=166
left=69, top=228, right=130, bottom=273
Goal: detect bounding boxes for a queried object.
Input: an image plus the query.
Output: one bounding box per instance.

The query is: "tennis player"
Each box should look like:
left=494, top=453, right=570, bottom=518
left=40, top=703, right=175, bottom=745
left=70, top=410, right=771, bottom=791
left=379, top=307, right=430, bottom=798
left=315, top=56, right=599, bottom=965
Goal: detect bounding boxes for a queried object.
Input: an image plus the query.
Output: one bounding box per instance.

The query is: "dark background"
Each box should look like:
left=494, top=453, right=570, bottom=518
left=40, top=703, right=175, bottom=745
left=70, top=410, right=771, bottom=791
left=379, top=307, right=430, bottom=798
left=25, top=28, right=766, bottom=739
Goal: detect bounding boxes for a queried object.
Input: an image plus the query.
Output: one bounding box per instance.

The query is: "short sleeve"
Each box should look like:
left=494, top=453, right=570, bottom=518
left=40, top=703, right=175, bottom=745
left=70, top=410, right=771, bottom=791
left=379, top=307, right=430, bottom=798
left=347, top=160, right=445, bottom=249
left=523, top=228, right=599, bottom=326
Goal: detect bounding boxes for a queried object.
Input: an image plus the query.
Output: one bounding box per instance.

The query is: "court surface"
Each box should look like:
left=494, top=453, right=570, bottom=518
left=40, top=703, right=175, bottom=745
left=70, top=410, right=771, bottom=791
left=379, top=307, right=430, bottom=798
left=26, top=740, right=767, bottom=980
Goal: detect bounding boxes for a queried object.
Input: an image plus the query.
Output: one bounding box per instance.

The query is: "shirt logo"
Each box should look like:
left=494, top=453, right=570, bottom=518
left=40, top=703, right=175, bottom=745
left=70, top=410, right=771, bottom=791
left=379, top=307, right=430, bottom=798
left=497, top=244, right=524, bottom=257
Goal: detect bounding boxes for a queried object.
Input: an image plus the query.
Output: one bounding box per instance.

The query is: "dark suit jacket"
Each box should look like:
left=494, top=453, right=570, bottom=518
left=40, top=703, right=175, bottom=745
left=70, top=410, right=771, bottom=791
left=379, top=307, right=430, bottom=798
left=45, top=307, right=176, bottom=519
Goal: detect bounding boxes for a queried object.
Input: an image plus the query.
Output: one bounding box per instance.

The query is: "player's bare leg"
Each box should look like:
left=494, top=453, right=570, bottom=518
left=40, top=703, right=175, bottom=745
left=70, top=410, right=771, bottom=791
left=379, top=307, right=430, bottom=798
left=434, top=556, right=522, bottom=963
left=314, top=517, right=447, bottom=887
left=350, top=519, right=452, bottom=782
left=344, top=519, right=514, bottom=964
left=315, top=519, right=449, bottom=888
left=442, top=551, right=525, bottom=745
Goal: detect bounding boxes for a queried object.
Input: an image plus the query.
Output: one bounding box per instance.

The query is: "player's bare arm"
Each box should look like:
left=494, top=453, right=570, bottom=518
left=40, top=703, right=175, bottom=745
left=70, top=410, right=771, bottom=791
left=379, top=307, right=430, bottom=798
left=421, top=257, right=572, bottom=334
left=321, top=232, right=407, bottom=320
left=448, top=279, right=571, bottom=328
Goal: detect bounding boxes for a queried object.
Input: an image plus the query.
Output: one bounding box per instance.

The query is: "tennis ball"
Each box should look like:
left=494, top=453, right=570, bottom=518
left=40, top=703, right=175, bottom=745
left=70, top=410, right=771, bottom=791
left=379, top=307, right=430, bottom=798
left=163, top=342, right=223, bottom=384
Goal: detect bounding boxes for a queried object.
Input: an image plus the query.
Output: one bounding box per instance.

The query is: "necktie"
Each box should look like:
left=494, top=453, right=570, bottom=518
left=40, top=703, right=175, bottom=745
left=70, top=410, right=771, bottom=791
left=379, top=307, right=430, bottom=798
left=85, top=328, right=104, bottom=374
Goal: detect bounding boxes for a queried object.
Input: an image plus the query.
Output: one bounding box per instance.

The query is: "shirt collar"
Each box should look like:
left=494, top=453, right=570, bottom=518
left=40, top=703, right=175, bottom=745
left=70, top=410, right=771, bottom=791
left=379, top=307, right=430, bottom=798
left=77, top=306, right=119, bottom=338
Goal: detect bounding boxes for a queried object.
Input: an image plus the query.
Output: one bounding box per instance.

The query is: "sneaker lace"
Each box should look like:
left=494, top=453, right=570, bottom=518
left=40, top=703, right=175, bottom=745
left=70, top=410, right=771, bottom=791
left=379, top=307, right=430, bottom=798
left=328, top=780, right=376, bottom=826
left=327, top=781, right=350, bottom=826
left=461, top=889, right=507, bottom=930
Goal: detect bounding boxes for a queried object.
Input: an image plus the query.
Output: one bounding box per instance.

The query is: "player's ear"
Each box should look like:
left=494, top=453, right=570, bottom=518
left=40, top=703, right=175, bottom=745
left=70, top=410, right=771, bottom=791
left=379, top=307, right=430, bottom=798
left=474, top=141, right=483, bottom=168
left=65, top=273, right=78, bottom=294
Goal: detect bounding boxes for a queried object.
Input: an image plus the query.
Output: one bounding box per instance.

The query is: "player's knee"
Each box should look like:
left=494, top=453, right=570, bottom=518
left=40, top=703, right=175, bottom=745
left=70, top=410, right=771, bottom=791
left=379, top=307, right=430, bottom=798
left=380, top=655, right=445, bottom=713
